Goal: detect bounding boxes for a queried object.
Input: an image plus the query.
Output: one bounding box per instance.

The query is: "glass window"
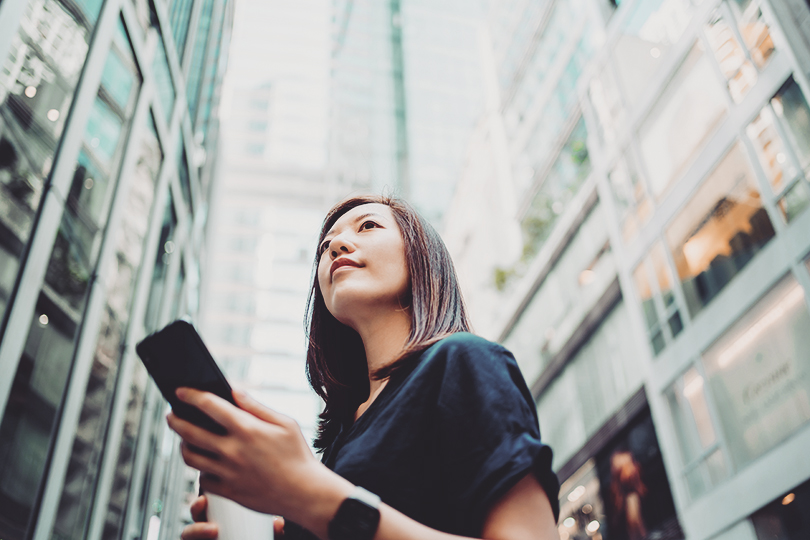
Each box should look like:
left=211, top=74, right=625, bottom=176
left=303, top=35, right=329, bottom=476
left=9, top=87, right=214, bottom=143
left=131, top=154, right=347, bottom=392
left=728, top=0, right=775, bottom=69
left=505, top=205, right=615, bottom=384
left=177, top=139, right=193, bottom=213
left=638, top=42, right=728, bottom=199
left=704, top=10, right=757, bottom=104
left=771, top=77, right=810, bottom=179
left=702, top=275, right=810, bottom=469
left=0, top=0, right=100, bottom=325
left=537, top=302, right=644, bottom=468
left=634, top=241, right=682, bottom=355
left=521, top=117, right=591, bottom=260
left=609, top=149, right=652, bottom=243
left=0, top=300, right=77, bottom=537
left=666, top=367, right=728, bottom=498
left=169, top=0, right=195, bottom=58
left=747, top=106, right=799, bottom=194
left=51, top=113, right=161, bottom=540
left=612, top=0, right=698, bottom=103
left=186, top=0, right=217, bottom=118
left=588, top=64, right=625, bottom=147
left=152, top=35, right=176, bottom=126
left=751, top=478, right=810, bottom=540
left=666, top=142, right=775, bottom=317
left=144, top=196, right=178, bottom=331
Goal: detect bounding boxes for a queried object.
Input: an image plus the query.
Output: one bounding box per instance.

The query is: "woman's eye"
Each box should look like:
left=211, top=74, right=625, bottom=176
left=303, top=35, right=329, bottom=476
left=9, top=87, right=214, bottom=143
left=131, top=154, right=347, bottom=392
left=319, top=241, right=330, bottom=254
left=361, top=221, right=378, bottom=230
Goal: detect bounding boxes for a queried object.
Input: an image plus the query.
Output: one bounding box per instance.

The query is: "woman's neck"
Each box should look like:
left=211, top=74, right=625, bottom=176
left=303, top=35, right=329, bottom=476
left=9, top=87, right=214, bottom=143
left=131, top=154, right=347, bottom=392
left=354, top=306, right=411, bottom=392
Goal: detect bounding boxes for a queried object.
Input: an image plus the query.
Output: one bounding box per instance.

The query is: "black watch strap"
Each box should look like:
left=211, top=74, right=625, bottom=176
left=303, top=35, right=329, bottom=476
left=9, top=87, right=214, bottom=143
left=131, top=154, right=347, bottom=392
left=328, top=486, right=381, bottom=540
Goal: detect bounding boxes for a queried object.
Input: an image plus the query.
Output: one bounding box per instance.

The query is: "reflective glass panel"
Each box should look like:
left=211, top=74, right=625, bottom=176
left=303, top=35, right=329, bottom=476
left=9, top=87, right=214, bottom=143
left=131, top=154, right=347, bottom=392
left=746, top=106, right=799, bottom=193
left=169, top=0, right=195, bottom=58
left=0, top=0, right=99, bottom=325
left=638, top=43, right=728, bottom=199
left=612, top=0, right=698, bottom=103
left=776, top=181, right=810, bottom=223
left=702, top=275, right=810, bottom=469
left=152, top=36, right=175, bottom=126
left=608, top=150, right=651, bottom=243
left=52, top=113, right=159, bottom=540
left=771, top=77, right=810, bottom=178
left=729, top=0, right=775, bottom=69
left=667, top=143, right=774, bottom=316
left=705, top=10, right=757, bottom=104
left=144, top=196, right=177, bottom=331
left=521, top=117, right=591, bottom=260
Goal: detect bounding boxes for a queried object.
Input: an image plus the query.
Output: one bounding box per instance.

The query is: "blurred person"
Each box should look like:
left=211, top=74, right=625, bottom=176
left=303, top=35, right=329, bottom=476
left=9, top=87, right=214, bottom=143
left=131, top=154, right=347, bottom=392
left=609, top=450, right=647, bottom=540
left=167, top=195, right=560, bottom=540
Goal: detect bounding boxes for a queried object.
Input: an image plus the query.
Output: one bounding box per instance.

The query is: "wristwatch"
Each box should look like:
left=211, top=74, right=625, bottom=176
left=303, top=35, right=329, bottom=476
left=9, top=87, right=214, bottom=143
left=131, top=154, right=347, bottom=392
left=327, top=486, right=381, bottom=540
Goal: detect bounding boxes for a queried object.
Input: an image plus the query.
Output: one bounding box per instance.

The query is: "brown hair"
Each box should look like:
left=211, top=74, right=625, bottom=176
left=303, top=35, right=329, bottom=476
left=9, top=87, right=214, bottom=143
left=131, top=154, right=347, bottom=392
left=304, top=195, right=471, bottom=451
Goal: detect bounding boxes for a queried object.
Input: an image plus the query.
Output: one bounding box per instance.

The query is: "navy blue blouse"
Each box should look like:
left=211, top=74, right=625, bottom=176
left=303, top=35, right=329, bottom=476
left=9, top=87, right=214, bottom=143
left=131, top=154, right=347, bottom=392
left=289, top=332, right=559, bottom=538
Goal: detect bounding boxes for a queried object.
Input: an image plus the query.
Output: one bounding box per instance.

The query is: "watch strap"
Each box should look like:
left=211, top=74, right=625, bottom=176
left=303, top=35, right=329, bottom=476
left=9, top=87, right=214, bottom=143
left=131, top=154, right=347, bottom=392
left=328, top=486, right=381, bottom=540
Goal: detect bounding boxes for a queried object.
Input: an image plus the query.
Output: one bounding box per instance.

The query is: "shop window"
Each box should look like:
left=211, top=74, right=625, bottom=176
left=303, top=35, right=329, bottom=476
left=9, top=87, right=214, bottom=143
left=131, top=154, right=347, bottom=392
left=751, top=478, right=810, bottom=539
left=666, top=142, right=775, bottom=317
left=702, top=274, right=810, bottom=469
left=634, top=242, right=683, bottom=355
left=520, top=117, right=591, bottom=260
left=556, top=410, right=683, bottom=540
left=771, top=77, right=810, bottom=179
left=728, top=0, right=775, bottom=69
left=611, top=0, right=699, bottom=103
left=638, top=42, right=728, bottom=199
left=609, top=149, right=652, bottom=243
left=704, top=9, right=758, bottom=103
left=666, top=367, right=728, bottom=499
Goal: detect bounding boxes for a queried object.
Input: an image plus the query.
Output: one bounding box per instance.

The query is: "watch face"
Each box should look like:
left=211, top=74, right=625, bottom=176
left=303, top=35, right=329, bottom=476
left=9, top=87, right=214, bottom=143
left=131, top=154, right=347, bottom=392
left=329, top=497, right=381, bottom=540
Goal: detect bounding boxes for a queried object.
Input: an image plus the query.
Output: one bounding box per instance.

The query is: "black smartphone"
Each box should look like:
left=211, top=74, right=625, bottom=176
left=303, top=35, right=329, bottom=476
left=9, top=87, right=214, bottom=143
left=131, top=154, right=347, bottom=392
left=136, top=319, right=236, bottom=435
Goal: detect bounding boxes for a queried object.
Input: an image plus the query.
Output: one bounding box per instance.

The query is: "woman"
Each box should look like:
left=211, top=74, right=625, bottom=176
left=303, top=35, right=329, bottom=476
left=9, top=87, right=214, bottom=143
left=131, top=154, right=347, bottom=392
left=168, top=196, right=560, bottom=540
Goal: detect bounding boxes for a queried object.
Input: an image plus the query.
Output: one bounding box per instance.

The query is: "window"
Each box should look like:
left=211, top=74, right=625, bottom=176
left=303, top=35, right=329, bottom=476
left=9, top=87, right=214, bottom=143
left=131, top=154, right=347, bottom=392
left=666, top=367, right=728, bottom=499
left=638, top=42, right=728, bottom=199
left=704, top=9, right=757, bottom=104
left=608, top=148, right=652, bottom=243
left=521, top=117, right=591, bottom=260
left=702, top=274, right=810, bottom=469
left=666, top=142, right=774, bottom=317
left=728, top=0, right=775, bottom=69
left=633, top=242, right=683, bottom=355
left=152, top=35, right=176, bottom=125
left=612, top=0, right=699, bottom=103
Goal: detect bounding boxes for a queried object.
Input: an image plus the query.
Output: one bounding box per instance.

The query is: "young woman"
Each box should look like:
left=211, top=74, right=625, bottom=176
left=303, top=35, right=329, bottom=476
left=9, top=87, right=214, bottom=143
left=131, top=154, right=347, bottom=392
left=168, top=196, right=560, bottom=540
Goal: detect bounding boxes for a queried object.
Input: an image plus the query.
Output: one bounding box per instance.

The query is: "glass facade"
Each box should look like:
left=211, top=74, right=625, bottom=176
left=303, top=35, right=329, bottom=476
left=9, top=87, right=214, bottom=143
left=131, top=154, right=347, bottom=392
left=0, top=0, right=233, bottom=539
left=448, top=0, right=810, bottom=538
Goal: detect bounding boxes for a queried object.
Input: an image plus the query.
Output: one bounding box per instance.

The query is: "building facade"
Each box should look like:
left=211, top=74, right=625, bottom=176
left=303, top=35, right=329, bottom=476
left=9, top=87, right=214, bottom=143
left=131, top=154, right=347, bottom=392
left=199, top=0, right=331, bottom=444
left=0, top=0, right=233, bottom=538
left=445, top=0, right=810, bottom=539
left=328, top=0, right=487, bottom=226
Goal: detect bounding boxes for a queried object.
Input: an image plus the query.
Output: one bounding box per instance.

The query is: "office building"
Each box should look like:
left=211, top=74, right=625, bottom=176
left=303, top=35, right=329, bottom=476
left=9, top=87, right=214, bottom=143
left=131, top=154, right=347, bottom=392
left=445, top=0, right=810, bottom=539
left=328, top=0, right=486, bottom=226
left=199, top=0, right=331, bottom=443
left=0, top=0, right=233, bottom=538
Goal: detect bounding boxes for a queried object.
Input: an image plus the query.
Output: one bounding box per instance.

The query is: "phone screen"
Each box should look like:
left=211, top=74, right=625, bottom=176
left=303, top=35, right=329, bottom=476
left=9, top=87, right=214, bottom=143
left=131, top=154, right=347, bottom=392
left=137, top=320, right=235, bottom=434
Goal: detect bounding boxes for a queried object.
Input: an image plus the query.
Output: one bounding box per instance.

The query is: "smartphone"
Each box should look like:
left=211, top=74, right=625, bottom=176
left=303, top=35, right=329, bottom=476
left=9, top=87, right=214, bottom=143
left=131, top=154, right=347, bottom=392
left=136, top=319, right=236, bottom=435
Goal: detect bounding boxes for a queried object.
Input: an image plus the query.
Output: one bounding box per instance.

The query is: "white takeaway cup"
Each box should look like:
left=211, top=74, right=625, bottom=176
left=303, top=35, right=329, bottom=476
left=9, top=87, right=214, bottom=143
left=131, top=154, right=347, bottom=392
left=206, top=493, right=275, bottom=540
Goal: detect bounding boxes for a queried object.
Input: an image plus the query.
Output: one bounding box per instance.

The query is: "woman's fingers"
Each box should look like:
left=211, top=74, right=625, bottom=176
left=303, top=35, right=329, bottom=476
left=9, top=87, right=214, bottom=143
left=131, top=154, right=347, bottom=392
left=273, top=516, right=285, bottom=536
left=181, top=442, right=230, bottom=479
left=180, top=522, right=218, bottom=540
left=176, top=388, right=242, bottom=429
left=232, top=389, right=292, bottom=427
left=190, top=495, right=208, bottom=522
left=167, top=412, right=224, bottom=454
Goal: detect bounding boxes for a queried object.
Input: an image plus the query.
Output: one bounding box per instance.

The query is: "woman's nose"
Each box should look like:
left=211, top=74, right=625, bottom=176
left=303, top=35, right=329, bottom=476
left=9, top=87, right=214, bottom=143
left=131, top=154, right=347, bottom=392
left=329, top=238, right=352, bottom=259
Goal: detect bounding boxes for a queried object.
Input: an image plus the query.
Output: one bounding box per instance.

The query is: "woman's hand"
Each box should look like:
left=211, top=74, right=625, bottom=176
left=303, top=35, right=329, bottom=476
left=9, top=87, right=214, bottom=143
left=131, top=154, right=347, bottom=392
left=180, top=495, right=218, bottom=540
left=167, top=388, right=351, bottom=528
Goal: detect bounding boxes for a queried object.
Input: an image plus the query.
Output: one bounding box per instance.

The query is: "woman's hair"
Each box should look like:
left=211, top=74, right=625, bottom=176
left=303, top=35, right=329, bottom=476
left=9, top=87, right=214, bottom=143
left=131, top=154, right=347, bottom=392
left=304, top=195, right=471, bottom=451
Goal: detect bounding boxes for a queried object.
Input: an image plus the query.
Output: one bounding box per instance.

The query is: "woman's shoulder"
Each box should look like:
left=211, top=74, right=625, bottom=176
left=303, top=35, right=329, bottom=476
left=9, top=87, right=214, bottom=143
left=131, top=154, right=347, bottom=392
left=418, top=332, right=517, bottom=374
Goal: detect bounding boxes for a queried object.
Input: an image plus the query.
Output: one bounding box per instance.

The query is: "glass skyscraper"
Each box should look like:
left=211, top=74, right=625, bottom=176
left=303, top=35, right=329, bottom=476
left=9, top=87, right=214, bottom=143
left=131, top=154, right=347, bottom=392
left=446, top=0, right=810, bottom=539
left=0, top=0, right=233, bottom=538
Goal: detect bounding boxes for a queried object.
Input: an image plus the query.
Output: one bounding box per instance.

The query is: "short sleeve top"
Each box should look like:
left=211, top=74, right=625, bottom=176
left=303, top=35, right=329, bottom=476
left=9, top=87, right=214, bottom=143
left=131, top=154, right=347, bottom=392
left=312, top=332, right=559, bottom=537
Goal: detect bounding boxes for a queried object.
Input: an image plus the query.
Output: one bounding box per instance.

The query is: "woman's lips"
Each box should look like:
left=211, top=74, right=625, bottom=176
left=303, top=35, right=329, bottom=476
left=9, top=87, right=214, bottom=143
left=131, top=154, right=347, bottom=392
left=330, top=258, right=362, bottom=277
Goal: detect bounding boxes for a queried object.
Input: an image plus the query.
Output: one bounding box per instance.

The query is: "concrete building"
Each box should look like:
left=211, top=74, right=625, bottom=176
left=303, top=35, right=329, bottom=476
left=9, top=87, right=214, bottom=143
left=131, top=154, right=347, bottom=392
left=445, top=0, right=810, bottom=539
left=0, top=0, right=233, bottom=538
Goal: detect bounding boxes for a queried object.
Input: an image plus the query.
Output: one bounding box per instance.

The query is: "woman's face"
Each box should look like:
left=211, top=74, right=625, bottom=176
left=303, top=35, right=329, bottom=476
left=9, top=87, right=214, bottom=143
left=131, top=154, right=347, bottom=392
left=317, top=203, right=410, bottom=327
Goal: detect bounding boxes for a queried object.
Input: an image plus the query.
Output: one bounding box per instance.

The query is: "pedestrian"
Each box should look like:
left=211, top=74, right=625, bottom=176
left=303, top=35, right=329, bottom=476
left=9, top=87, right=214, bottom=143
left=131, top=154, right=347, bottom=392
left=167, top=195, right=560, bottom=540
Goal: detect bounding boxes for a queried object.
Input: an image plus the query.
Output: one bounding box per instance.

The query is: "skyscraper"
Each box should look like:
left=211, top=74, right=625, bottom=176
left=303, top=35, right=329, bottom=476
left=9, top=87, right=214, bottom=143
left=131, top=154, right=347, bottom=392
left=0, top=0, right=233, bottom=538
left=199, top=0, right=331, bottom=443
left=446, top=0, right=810, bottom=539
left=328, top=0, right=487, bottom=226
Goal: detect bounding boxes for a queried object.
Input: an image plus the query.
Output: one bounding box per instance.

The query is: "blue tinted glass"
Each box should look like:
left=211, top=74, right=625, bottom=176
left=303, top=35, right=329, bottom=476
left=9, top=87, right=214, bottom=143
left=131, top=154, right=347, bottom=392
left=74, top=0, right=105, bottom=24
left=153, top=37, right=176, bottom=124
left=100, top=48, right=135, bottom=111
left=84, top=98, right=123, bottom=166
